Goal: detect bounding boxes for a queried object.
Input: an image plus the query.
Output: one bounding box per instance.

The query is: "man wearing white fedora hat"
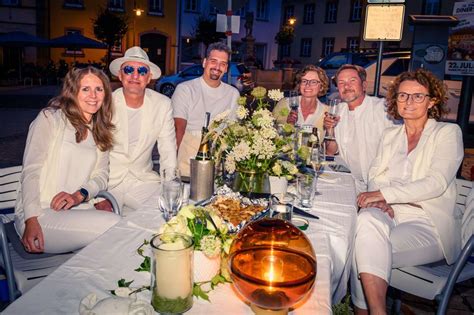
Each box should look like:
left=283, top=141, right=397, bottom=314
left=96, top=46, right=177, bottom=213
left=172, top=42, right=239, bottom=177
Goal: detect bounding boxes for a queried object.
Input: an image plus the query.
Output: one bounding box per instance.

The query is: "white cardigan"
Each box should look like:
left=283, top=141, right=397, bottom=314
left=108, top=88, right=177, bottom=189
left=368, top=119, right=464, bottom=264
left=15, top=109, right=109, bottom=222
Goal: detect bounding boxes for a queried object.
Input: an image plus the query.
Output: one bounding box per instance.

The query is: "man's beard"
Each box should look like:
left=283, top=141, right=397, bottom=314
left=341, top=89, right=360, bottom=103
left=209, top=68, right=222, bottom=80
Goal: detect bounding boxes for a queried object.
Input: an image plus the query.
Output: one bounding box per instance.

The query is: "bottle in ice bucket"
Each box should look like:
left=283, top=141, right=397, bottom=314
left=307, top=127, right=320, bottom=165
left=195, top=112, right=211, bottom=161
left=190, top=112, right=214, bottom=201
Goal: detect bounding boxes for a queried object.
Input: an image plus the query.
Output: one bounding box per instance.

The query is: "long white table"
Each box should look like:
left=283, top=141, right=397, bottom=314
left=4, top=172, right=357, bottom=314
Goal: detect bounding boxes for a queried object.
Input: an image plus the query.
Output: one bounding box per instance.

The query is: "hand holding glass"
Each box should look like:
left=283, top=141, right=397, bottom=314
left=324, top=99, right=340, bottom=140
left=159, top=168, right=184, bottom=222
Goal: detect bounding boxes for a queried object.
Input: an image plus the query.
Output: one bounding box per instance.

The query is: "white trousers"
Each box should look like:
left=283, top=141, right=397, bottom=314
left=351, top=206, right=444, bottom=309
left=15, top=208, right=121, bottom=254
left=109, top=179, right=160, bottom=215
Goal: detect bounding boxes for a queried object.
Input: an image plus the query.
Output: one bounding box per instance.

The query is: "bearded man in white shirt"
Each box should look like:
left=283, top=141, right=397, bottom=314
left=172, top=42, right=240, bottom=177
left=324, top=64, right=397, bottom=194
left=96, top=46, right=177, bottom=213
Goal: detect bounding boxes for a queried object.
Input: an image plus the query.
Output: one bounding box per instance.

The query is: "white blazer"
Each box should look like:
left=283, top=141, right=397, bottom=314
left=109, top=88, right=177, bottom=189
left=368, top=119, right=464, bottom=264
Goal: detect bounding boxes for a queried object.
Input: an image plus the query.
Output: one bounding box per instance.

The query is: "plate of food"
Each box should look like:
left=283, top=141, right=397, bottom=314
left=198, top=186, right=269, bottom=233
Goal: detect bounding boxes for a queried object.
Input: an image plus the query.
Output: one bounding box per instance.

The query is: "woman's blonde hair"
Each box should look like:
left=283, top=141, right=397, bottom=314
left=46, top=66, right=115, bottom=151
left=386, top=68, right=448, bottom=121
left=294, top=65, right=329, bottom=97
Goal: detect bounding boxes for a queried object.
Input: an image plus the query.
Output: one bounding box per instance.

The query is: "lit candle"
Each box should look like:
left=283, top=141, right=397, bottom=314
left=154, top=241, right=193, bottom=299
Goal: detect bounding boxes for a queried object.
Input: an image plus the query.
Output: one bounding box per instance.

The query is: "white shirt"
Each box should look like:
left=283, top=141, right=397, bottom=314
left=172, top=77, right=239, bottom=132
left=335, top=95, right=396, bottom=193
left=127, top=106, right=142, bottom=156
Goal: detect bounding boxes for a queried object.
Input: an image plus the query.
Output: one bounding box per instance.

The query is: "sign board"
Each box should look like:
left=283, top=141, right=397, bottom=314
left=216, top=14, right=240, bottom=33
left=368, top=0, right=405, bottom=3
left=363, top=4, right=405, bottom=41
left=446, top=0, right=474, bottom=76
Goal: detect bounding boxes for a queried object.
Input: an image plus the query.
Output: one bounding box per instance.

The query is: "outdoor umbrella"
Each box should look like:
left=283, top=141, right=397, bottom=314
left=0, top=31, right=50, bottom=81
left=0, top=31, right=50, bottom=47
left=49, top=33, right=106, bottom=49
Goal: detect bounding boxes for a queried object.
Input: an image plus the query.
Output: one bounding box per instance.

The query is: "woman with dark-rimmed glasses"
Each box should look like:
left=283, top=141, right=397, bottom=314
left=351, top=68, right=463, bottom=314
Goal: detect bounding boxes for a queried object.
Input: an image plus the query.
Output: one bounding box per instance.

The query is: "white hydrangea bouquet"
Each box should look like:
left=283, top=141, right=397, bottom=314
left=206, top=87, right=298, bottom=182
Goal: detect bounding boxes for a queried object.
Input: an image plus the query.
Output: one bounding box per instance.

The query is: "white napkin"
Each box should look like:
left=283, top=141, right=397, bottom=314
left=79, top=293, right=154, bottom=315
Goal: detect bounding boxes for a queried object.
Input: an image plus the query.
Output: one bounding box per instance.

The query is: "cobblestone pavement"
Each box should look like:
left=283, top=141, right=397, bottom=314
left=0, top=85, right=472, bottom=313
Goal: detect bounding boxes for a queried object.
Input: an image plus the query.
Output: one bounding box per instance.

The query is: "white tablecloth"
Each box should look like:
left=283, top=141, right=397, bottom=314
left=4, top=172, right=357, bottom=315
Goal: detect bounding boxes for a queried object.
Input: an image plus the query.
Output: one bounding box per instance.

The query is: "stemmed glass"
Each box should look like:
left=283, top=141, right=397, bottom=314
left=287, top=91, right=299, bottom=125
left=159, top=168, right=184, bottom=222
left=324, top=98, right=341, bottom=140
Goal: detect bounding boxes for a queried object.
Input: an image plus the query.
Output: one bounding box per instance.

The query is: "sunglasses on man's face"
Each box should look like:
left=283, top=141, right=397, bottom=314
left=122, top=65, right=149, bottom=76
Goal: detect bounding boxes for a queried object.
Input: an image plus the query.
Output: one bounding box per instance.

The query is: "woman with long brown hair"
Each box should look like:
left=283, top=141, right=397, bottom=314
left=15, top=66, right=121, bottom=254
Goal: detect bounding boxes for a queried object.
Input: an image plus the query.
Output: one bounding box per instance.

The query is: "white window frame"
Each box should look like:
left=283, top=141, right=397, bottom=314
left=323, top=38, right=335, bottom=57
left=350, top=0, right=362, bottom=22
left=300, top=38, right=312, bottom=57
left=326, top=1, right=337, bottom=23
left=256, top=0, right=269, bottom=21
left=303, top=4, right=315, bottom=24
left=149, top=0, right=163, bottom=15
left=184, top=0, right=199, bottom=13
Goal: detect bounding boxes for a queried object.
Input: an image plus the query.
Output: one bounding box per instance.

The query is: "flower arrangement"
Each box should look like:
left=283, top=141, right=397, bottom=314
left=111, top=205, right=234, bottom=302
left=206, top=87, right=298, bottom=182
left=159, top=205, right=233, bottom=259
left=158, top=205, right=234, bottom=300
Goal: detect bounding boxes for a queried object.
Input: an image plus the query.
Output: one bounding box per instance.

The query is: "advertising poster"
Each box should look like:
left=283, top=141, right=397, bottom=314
left=446, top=1, right=474, bottom=76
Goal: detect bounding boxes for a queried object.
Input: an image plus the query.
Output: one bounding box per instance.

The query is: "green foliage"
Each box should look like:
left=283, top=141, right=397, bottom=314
left=332, top=294, right=353, bottom=315
left=92, top=7, right=129, bottom=67
left=274, top=24, right=294, bottom=45
left=151, top=292, right=193, bottom=313
left=192, top=15, right=225, bottom=50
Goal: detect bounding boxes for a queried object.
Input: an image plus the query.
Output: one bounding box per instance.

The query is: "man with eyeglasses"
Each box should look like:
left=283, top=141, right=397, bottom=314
left=172, top=42, right=239, bottom=177
left=324, top=64, right=397, bottom=194
left=96, top=46, right=176, bottom=213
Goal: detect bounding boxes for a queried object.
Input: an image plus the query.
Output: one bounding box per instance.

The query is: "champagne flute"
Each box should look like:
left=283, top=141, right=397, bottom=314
left=289, top=90, right=299, bottom=111
left=159, top=168, right=184, bottom=222
left=324, top=98, right=341, bottom=140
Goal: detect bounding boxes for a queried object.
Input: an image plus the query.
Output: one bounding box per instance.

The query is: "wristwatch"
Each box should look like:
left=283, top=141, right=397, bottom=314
left=79, top=188, right=89, bottom=202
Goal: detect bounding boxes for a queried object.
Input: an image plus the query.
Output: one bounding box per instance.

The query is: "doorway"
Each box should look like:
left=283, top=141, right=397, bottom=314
left=140, top=33, right=167, bottom=75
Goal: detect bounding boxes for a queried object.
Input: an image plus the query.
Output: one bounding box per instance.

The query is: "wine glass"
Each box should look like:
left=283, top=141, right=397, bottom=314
left=324, top=98, right=341, bottom=140
left=289, top=90, right=299, bottom=111
left=159, top=168, right=184, bottom=222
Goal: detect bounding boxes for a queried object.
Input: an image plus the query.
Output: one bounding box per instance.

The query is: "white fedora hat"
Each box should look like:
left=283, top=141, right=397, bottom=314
left=109, top=46, right=161, bottom=79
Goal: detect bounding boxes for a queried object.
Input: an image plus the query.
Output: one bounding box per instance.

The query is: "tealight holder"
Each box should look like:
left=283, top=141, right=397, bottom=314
left=228, top=218, right=316, bottom=315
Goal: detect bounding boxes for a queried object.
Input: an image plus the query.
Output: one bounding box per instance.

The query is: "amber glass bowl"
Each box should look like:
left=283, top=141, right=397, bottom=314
left=228, top=218, right=317, bottom=311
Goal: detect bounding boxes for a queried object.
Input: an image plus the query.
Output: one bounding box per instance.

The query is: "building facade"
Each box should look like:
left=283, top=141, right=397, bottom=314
left=47, top=0, right=177, bottom=75
left=179, top=0, right=282, bottom=70
left=280, top=0, right=456, bottom=65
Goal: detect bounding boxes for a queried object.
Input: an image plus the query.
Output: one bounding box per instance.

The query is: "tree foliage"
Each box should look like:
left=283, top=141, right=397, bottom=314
left=192, top=15, right=225, bottom=51
left=93, top=7, right=129, bottom=68
left=274, top=24, right=294, bottom=46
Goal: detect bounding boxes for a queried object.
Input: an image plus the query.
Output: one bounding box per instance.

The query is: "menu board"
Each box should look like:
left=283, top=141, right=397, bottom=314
left=363, top=4, right=405, bottom=41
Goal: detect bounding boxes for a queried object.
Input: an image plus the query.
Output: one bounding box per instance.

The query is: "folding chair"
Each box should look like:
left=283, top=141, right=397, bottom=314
left=390, top=179, right=474, bottom=314
left=0, top=165, right=120, bottom=302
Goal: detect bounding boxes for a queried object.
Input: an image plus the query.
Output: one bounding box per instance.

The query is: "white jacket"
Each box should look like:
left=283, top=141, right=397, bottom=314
left=109, top=88, right=177, bottom=189
left=15, top=109, right=109, bottom=222
left=369, top=119, right=464, bottom=264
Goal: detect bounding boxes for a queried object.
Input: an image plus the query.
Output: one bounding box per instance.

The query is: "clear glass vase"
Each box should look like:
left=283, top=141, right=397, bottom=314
left=233, top=169, right=270, bottom=194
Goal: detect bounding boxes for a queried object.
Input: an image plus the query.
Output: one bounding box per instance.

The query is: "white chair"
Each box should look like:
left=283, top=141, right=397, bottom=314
left=390, top=179, right=474, bottom=314
left=0, top=165, right=120, bottom=302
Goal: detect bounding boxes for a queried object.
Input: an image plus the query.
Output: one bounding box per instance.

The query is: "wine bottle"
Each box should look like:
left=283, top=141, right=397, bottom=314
left=195, top=112, right=211, bottom=161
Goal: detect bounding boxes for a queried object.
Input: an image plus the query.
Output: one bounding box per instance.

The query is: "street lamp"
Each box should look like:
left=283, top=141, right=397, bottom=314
left=288, top=17, right=296, bottom=26
left=133, top=1, right=143, bottom=46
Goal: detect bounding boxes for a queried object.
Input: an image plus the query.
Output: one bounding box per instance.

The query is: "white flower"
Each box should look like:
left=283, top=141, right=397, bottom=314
left=233, top=141, right=251, bottom=162
left=178, top=205, right=196, bottom=219
left=252, top=109, right=274, bottom=128
left=236, top=105, right=248, bottom=120
left=200, top=235, right=222, bottom=258
left=281, top=160, right=298, bottom=175
left=225, top=154, right=236, bottom=173
left=159, top=215, right=191, bottom=236
left=212, top=110, right=231, bottom=124
left=259, top=126, right=278, bottom=139
left=268, top=89, right=284, bottom=102
left=272, top=161, right=283, bottom=176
